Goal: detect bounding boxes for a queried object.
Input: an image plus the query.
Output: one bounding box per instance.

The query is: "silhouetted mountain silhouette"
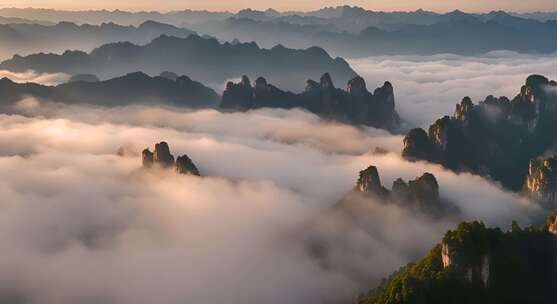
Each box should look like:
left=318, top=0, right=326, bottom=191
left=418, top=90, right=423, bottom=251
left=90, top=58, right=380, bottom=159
left=0, top=71, right=219, bottom=108
left=0, top=34, right=358, bottom=92
left=220, top=74, right=400, bottom=131
left=196, top=9, right=557, bottom=56
left=0, top=20, right=196, bottom=59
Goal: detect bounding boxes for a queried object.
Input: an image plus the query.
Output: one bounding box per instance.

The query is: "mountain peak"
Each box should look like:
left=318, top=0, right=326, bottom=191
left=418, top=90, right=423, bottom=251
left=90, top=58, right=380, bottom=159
left=525, top=74, right=549, bottom=88
left=175, top=155, right=201, bottom=176
left=355, top=166, right=382, bottom=194
left=153, top=141, right=174, bottom=168
left=346, top=165, right=450, bottom=217
left=142, top=142, right=201, bottom=175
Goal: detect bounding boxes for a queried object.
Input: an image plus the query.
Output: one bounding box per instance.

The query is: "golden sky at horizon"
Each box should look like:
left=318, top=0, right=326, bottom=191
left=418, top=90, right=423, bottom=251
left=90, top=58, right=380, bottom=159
left=1, top=0, right=557, bottom=13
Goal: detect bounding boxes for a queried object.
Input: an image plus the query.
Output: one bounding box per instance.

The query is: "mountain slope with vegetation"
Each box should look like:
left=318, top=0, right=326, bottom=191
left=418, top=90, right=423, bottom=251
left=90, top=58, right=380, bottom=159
left=359, top=217, right=557, bottom=304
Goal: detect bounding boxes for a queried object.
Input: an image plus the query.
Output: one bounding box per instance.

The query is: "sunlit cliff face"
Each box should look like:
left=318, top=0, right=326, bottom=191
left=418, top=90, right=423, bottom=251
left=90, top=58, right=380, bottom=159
left=0, top=94, right=541, bottom=304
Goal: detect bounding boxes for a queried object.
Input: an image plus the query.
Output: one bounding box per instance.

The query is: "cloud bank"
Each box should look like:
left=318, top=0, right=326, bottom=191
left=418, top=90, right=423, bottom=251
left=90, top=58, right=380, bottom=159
left=0, top=98, right=543, bottom=303
left=350, top=51, right=557, bottom=127
left=0, top=70, right=70, bottom=86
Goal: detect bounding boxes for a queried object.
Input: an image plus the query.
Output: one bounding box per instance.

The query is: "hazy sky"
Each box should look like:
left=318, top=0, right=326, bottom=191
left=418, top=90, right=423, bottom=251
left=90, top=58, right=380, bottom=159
left=2, top=0, right=557, bottom=13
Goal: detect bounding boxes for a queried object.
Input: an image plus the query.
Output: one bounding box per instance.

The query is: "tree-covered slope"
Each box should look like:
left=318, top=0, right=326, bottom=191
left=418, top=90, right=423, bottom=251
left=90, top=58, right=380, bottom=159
left=359, top=218, right=557, bottom=304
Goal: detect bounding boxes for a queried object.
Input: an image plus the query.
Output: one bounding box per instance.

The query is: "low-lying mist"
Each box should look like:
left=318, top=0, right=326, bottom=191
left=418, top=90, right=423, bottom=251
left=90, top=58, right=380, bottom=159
left=0, top=98, right=542, bottom=304
left=0, top=70, right=69, bottom=85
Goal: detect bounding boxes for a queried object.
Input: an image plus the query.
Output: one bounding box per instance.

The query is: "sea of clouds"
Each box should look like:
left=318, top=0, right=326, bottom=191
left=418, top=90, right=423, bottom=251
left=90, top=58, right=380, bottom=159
left=0, top=51, right=555, bottom=304
left=0, top=97, right=541, bottom=304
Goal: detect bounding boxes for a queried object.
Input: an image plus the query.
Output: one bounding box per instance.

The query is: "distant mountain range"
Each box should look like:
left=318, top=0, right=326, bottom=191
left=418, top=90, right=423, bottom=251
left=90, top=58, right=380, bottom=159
left=0, top=15, right=53, bottom=26
left=198, top=10, right=557, bottom=56
left=0, top=7, right=231, bottom=27
left=2, top=6, right=556, bottom=31
left=0, top=20, right=196, bottom=60
left=0, top=34, right=357, bottom=92
left=0, top=69, right=403, bottom=132
left=3, top=7, right=557, bottom=57
left=0, top=71, right=219, bottom=109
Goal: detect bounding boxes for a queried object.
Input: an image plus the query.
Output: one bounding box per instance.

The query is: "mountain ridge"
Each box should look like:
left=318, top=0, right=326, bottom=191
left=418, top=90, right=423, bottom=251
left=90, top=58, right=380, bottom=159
left=0, top=34, right=358, bottom=92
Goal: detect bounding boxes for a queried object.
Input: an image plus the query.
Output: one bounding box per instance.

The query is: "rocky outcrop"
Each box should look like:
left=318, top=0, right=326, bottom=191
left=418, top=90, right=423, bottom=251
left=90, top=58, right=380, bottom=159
left=408, top=173, right=441, bottom=208
left=142, top=148, right=154, bottom=168
left=442, top=241, right=490, bottom=287
left=402, top=128, right=438, bottom=162
left=142, top=141, right=200, bottom=176
left=349, top=165, right=452, bottom=217
left=441, top=243, right=452, bottom=268
left=153, top=142, right=175, bottom=168
left=175, top=155, right=201, bottom=176
left=525, top=156, right=557, bottom=204
left=441, top=222, right=494, bottom=288
left=511, top=75, right=554, bottom=129
left=402, top=75, right=557, bottom=192
left=453, top=96, right=474, bottom=121
left=355, top=166, right=386, bottom=196
left=220, top=74, right=401, bottom=131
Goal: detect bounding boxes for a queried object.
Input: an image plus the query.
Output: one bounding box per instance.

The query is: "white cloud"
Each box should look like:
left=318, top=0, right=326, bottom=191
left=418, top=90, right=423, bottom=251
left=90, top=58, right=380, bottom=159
left=0, top=70, right=70, bottom=85
left=2, top=50, right=555, bottom=301
left=0, top=99, right=544, bottom=303
left=349, top=51, right=557, bottom=127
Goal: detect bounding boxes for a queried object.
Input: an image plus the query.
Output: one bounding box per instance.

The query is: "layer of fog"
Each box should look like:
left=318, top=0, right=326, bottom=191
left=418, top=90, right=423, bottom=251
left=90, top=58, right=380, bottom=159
left=350, top=51, right=557, bottom=127
left=0, top=70, right=70, bottom=85
left=0, top=99, right=543, bottom=304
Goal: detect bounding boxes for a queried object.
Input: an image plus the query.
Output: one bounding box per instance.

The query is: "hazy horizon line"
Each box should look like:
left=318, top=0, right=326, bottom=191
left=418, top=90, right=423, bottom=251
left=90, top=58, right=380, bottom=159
left=0, top=5, right=556, bottom=15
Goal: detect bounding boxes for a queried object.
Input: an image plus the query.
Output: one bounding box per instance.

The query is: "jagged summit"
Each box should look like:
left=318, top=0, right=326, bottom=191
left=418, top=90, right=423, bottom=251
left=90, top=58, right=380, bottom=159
left=347, top=76, right=367, bottom=95
left=355, top=166, right=385, bottom=195
left=153, top=141, right=175, bottom=168
left=402, top=74, right=557, bottom=192
left=175, top=155, right=201, bottom=176
left=347, top=165, right=451, bottom=218
left=220, top=73, right=400, bottom=131
left=142, top=141, right=200, bottom=176
left=0, top=34, right=357, bottom=92
left=525, top=74, right=549, bottom=89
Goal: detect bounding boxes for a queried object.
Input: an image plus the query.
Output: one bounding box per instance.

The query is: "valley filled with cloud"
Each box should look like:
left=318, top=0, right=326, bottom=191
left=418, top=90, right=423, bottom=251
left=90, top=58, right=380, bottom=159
left=0, top=81, right=542, bottom=303
left=1, top=3, right=557, bottom=303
